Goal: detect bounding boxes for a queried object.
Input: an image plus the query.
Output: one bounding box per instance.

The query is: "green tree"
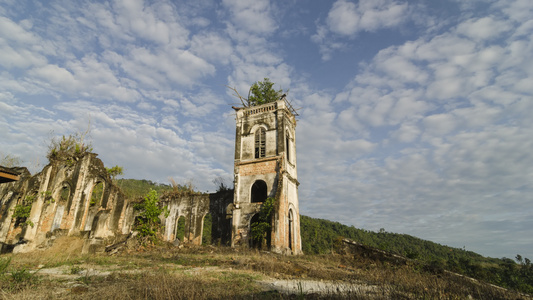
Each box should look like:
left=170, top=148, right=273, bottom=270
left=134, top=189, right=168, bottom=244
left=106, top=165, right=124, bottom=180
left=248, top=78, right=284, bottom=106
left=250, top=197, right=276, bottom=248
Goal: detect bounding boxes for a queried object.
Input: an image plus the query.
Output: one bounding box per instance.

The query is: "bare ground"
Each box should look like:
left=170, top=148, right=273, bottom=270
left=0, top=236, right=529, bottom=299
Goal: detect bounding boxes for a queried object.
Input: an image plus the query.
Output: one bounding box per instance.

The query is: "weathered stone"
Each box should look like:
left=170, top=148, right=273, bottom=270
left=0, top=99, right=302, bottom=255
left=0, top=154, right=131, bottom=253
left=232, top=99, right=302, bottom=254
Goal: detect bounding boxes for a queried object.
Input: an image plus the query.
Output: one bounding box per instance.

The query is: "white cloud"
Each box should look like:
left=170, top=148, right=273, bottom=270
left=326, top=0, right=408, bottom=36
left=222, top=0, right=277, bottom=35
left=313, top=0, right=409, bottom=60
left=190, top=32, right=233, bottom=64
left=457, top=16, right=512, bottom=41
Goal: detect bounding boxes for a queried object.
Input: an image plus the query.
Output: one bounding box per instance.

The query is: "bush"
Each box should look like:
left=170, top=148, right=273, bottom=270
left=46, top=133, right=92, bottom=164
left=134, top=189, right=168, bottom=244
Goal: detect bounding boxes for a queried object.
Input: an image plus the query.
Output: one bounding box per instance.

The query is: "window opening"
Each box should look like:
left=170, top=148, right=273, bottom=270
left=90, top=182, right=104, bottom=207
left=255, top=128, right=266, bottom=158
left=249, top=214, right=261, bottom=248
left=288, top=209, right=294, bottom=251
left=251, top=180, right=267, bottom=203
left=286, top=134, right=290, bottom=162
left=175, top=216, right=186, bottom=242
left=60, top=185, right=70, bottom=203
left=202, top=213, right=212, bottom=245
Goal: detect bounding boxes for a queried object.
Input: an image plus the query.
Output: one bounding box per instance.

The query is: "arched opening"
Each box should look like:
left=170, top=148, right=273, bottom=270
left=175, top=216, right=186, bottom=243
left=59, top=185, right=70, bottom=203
left=288, top=209, right=294, bottom=251
left=254, top=127, right=266, bottom=158
left=251, top=180, right=267, bottom=203
left=90, top=182, right=104, bottom=207
left=52, top=185, right=70, bottom=231
left=286, top=133, right=290, bottom=162
left=202, top=213, right=212, bottom=245
left=249, top=213, right=261, bottom=249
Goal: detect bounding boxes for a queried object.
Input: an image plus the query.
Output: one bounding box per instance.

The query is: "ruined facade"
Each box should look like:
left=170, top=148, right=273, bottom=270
left=0, top=154, right=133, bottom=253
left=160, top=191, right=233, bottom=246
left=231, top=99, right=302, bottom=254
left=0, top=99, right=302, bottom=254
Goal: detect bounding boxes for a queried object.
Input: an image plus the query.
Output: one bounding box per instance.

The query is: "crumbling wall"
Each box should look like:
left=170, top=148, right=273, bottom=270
left=0, top=154, right=132, bottom=253
left=160, top=190, right=233, bottom=246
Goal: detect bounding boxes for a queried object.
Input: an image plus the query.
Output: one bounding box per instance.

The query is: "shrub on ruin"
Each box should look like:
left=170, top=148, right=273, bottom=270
left=46, top=133, right=92, bottom=164
left=134, top=189, right=169, bottom=244
left=250, top=197, right=276, bottom=248
left=248, top=78, right=285, bottom=106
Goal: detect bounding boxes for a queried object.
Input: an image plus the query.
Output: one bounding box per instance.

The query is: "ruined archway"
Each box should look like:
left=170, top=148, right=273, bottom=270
left=90, top=181, right=104, bottom=207
left=251, top=180, right=267, bottom=203
left=202, top=213, right=212, bottom=245
left=51, top=184, right=70, bottom=231
left=175, top=216, right=186, bottom=243
left=249, top=213, right=261, bottom=249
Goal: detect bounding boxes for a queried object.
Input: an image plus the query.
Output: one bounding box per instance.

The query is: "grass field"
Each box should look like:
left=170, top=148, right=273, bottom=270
left=0, top=236, right=529, bottom=299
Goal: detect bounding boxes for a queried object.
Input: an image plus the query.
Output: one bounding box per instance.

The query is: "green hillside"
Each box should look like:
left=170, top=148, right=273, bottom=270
left=300, top=215, right=533, bottom=294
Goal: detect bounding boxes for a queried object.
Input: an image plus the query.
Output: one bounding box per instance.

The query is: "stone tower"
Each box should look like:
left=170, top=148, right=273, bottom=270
left=231, top=98, right=302, bottom=254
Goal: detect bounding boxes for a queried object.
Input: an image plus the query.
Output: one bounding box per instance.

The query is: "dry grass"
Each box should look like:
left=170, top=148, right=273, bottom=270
left=0, top=240, right=530, bottom=299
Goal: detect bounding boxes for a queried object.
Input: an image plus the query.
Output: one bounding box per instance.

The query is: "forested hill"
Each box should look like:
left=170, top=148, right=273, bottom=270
left=300, top=215, right=533, bottom=294
left=300, top=215, right=483, bottom=260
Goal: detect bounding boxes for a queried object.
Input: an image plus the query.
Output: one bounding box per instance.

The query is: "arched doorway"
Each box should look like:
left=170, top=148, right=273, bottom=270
left=202, top=213, right=212, bottom=245
left=175, top=216, right=186, bottom=243
left=249, top=213, right=261, bottom=249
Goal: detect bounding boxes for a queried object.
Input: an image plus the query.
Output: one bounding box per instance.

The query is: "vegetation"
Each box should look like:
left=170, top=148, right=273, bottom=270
left=250, top=197, right=276, bottom=249
left=202, top=213, right=212, bottom=245
left=0, top=153, right=22, bottom=167
left=301, top=215, right=533, bottom=294
left=83, top=179, right=533, bottom=298
left=116, top=179, right=173, bottom=199
left=12, top=194, right=36, bottom=227
left=227, top=78, right=286, bottom=107
left=0, top=239, right=527, bottom=299
left=133, top=189, right=169, bottom=244
left=105, top=165, right=123, bottom=180
left=47, top=133, right=92, bottom=164
left=89, top=182, right=103, bottom=207
left=248, top=78, right=285, bottom=106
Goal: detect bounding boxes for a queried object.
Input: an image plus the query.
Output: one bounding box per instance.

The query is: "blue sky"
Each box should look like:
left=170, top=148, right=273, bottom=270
left=1, top=0, right=532, bottom=259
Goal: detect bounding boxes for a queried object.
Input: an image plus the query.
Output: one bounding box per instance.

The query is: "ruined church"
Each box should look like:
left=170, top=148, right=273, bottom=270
left=0, top=98, right=302, bottom=255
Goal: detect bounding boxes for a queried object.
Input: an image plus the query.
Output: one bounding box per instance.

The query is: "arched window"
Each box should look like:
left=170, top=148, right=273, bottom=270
left=175, top=216, right=186, bottom=242
left=59, top=185, right=70, bottom=203
left=288, top=209, right=294, bottom=251
left=202, top=213, right=212, bottom=245
left=90, top=182, right=104, bottom=207
left=251, top=180, right=267, bottom=203
left=285, top=133, right=290, bottom=162
left=255, top=127, right=266, bottom=158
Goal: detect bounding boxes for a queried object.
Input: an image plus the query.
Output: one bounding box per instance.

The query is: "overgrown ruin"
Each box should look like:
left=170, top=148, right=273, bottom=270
left=0, top=99, right=302, bottom=254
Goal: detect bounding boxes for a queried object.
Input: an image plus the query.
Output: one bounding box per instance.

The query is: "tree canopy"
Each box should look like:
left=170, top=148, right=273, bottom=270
left=248, top=78, right=284, bottom=106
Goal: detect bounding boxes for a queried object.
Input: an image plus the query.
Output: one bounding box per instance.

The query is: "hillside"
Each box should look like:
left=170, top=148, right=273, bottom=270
left=300, top=216, right=533, bottom=294
left=117, top=178, right=533, bottom=295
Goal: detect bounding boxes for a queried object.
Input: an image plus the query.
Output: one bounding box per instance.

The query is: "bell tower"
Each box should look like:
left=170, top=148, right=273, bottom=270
left=231, top=98, right=302, bottom=254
